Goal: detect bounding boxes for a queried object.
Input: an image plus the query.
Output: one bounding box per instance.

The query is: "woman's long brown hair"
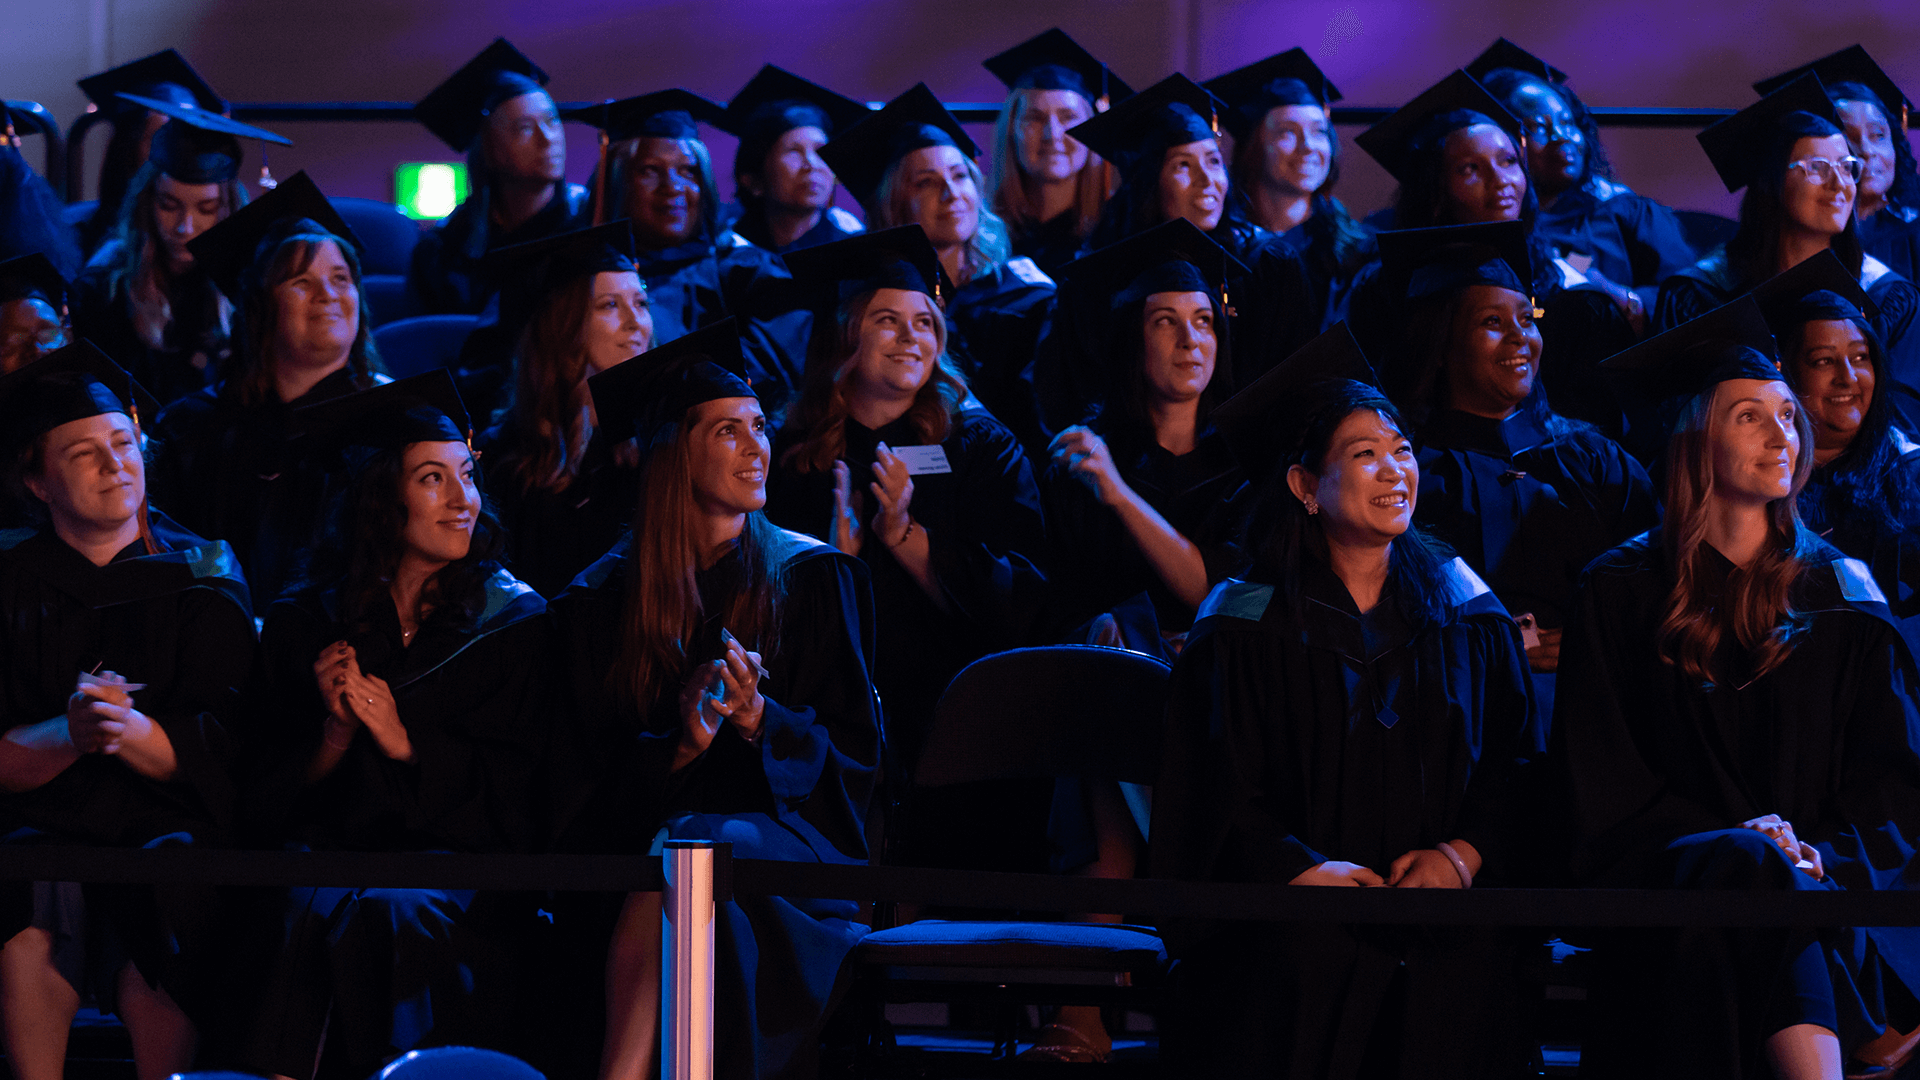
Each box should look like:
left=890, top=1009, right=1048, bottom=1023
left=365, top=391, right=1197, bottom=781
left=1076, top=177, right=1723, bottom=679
left=496, top=275, right=598, bottom=495
left=780, top=290, right=968, bottom=474
left=231, top=233, right=383, bottom=407
left=1656, top=382, right=1820, bottom=687
left=610, top=406, right=787, bottom=714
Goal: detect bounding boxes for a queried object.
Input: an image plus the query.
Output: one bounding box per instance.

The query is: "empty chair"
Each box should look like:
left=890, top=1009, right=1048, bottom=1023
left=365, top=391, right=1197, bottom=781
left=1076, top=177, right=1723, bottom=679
left=845, top=645, right=1172, bottom=1065
left=331, top=197, right=423, bottom=327
left=372, top=313, right=479, bottom=379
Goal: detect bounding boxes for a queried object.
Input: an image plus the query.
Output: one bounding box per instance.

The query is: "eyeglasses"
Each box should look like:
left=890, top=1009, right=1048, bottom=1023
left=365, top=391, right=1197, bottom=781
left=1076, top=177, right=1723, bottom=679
left=1521, top=117, right=1581, bottom=144
left=1786, top=155, right=1864, bottom=186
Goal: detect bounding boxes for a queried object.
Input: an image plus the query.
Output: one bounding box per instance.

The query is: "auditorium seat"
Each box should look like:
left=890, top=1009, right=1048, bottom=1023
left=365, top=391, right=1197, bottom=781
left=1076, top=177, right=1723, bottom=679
left=330, top=197, right=424, bottom=328
left=837, top=645, right=1171, bottom=1069
left=376, top=1046, right=546, bottom=1080
left=373, top=314, right=478, bottom=379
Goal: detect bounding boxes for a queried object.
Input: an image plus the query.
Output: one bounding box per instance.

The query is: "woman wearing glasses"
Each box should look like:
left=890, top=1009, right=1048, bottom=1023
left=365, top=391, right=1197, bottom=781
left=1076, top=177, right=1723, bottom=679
left=1656, top=78, right=1920, bottom=393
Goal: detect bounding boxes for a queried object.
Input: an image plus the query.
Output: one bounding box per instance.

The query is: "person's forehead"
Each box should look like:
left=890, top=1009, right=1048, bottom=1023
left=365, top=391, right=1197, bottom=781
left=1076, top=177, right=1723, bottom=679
left=405, top=439, right=472, bottom=465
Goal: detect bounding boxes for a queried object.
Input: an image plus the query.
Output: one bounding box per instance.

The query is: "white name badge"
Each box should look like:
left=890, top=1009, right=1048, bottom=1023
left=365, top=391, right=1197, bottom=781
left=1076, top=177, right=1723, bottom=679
left=886, top=444, right=953, bottom=475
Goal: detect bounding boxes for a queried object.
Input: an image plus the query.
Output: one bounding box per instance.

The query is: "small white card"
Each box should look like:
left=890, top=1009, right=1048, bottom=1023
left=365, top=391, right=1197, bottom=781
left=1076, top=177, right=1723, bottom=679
left=1565, top=252, right=1594, bottom=275
left=885, top=444, right=953, bottom=475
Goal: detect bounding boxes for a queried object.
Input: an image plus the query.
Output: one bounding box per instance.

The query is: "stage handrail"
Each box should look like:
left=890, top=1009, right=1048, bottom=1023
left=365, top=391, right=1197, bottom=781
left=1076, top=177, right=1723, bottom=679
left=6, top=845, right=1920, bottom=927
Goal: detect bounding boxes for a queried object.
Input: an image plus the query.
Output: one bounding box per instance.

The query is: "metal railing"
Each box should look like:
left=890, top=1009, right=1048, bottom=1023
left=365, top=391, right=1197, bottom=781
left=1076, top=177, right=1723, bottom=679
left=43, top=99, right=1739, bottom=202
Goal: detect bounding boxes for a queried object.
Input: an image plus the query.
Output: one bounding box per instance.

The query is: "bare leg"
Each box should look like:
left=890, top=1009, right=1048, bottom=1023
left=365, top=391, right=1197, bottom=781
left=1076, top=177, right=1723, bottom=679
left=600, top=891, right=663, bottom=1080
left=1034, top=782, right=1140, bottom=1060
left=0, top=926, right=82, bottom=1080
left=1765, top=1023, right=1843, bottom=1080
left=117, top=961, right=197, bottom=1080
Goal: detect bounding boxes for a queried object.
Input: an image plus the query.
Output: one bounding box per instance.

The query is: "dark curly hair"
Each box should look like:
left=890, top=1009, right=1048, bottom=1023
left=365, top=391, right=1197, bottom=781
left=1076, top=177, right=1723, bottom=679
left=1779, top=311, right=1917, bottom=538
left=1826, top=80, right=1920, bottom=216
left=292, top=442, right=506, bottom=629
left=1389, top=109, right=1560, bottom=298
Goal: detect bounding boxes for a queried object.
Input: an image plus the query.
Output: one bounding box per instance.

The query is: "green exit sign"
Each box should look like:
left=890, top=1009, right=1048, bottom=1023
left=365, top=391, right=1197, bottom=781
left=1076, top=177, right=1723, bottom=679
left=394, top=162, right=469, bottom=220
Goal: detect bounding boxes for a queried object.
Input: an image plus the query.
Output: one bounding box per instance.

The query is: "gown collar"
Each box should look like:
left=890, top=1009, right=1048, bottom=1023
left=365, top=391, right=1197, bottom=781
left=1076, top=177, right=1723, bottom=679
left=1421, top=407, right=1552, bottom=460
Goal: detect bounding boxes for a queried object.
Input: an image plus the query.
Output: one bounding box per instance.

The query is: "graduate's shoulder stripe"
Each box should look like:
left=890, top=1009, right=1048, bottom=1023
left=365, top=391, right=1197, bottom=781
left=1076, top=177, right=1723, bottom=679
left=1891, top=427, right=1920, bottom=458
left=1195, top=578, right=1275, bottom=624
left=1554, top=256, right=1590, bottom=289
left=1834, top=557, right=1888, bottom=606
left=1862, top=254, right=1894, bottom=291
left=479, top=568, right=546, bottom=627
left=0, top=526, right=34, bottom=553
left=1440, top=557, right=1493, bottom=607
left=1004, top=256, right=1055, bottom=289
left=569, top=535, right=633, bottom=594
left=826, top=207, right=865, bottom=235
left=1588, top=176, right=1633, bottom=203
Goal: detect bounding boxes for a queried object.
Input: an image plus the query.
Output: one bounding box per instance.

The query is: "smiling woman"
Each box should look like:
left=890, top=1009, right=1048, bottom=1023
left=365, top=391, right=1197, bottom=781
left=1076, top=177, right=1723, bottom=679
left=235, top=370, right=552, bottom=1080
left=1152, top=333, right=1539, bottom=1076
left=544, top=320, right=880, bottom=1080
left=1558, top=297, right=1920, bottom=1080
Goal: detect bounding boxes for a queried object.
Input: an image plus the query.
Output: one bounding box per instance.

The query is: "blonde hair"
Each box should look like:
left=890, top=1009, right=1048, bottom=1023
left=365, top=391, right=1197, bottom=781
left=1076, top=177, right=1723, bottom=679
left=868, top=151, right=1009, bottom=286
left=987, top=88, right=1113, bottom=244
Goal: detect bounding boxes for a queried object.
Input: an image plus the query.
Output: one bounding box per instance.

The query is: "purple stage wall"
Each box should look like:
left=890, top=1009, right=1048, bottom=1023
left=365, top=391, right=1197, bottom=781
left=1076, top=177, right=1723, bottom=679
left=7, top=0, right=1919, bottom=223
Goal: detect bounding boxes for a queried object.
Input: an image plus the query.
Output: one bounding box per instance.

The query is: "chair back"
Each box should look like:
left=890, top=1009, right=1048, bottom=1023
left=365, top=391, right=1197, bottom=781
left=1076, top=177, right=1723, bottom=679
left=915, top=645, right=1170, bottom=789
left=329, top=196, right=422, bottom=276
left=373, top=314, right=479, bottom=379
left=375, top=1046, right=545, bottom=1080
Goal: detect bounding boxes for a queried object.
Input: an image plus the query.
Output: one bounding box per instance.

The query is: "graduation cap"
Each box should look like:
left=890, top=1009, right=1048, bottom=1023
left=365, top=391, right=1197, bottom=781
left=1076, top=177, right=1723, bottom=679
left=1065, top=74, right=1224, bottom=175
left=1355, top=69, right=1526, bottom=183
left=1697, top=73, right=1840, bottom=193
left=0, top=340, right=160, bottom=455
left=587, top=317, right=753, bottom=451
left=1203, top=48, right=1343, bottom=143
left=1600, top=295, right=1780, bottom=408
left=1377, top=220, right=1534, bottom=302
left=78, top=49, right=224, bottom=115
left=1464, top=38, right=1567, bottom=85
left=490, top=220, right=640, bottom=323
left=414, top=38, right=551, bottom=153
left=1755, top=45, right=1911, bottom=128
left=723, top=65, right=871, bottom=172
left=982, top=28, right=1134, bottom=107
left=1211, top=322, right=1378, bottom=477
left=818, top=84, right=979, bottom=208
left=186, top=171, right=362, bottom=302
left=1750, top=249, right=1876, bottom=334
left=118, top=92, right=291, bottom=185
left=1061, top=216, right=1247, bottom=309
left=0, top=252, right=70, bottom=311
left=565, top=89, right=726, bottom=143
left=781, top=224, right=953, bottom=309
left=291, top=369, right=473, bottom=463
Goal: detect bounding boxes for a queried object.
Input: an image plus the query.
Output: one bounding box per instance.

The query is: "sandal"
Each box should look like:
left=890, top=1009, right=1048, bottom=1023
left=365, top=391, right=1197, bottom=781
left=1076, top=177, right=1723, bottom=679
left=1017, top=1022, right=1111, bottom=1063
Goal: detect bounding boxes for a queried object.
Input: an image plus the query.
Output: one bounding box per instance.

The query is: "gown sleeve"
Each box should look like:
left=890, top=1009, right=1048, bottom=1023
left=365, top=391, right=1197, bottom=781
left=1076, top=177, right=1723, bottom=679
left=924, top=415, right=1051, bottom=646
left=147, top=585, right=257, bottom=836
left=1868, top=274, right=1920, bottom=393
left=1611, top=193, right=1700, bottom=289
left=1652, top=271, right=1722, bottom=335
left=1552, top=551, right=1727, bottom=881
left=1151, top=623, right=1330, bottom=887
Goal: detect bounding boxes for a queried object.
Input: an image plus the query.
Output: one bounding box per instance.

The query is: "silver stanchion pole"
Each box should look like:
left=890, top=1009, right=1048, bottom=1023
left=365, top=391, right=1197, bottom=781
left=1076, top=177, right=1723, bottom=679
left=661, top=840, right=729, bottom=1080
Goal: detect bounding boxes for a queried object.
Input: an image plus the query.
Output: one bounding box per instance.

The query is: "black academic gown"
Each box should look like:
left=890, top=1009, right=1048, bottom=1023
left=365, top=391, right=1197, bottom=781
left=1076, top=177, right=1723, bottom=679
left=764, top=407, right=1048, bottom=764
left=635, top=229, right=812, bottom=416
left=1040, top=427, right=1245, bottom=655
left=946, top=258, right=1056, bottom=460
left=1281, top=206, right=1377, bottom=332
left=71, top=244, right=231, bottom=406
left=149, top=366, right=373, bottom=606
left=240, top=570, right=551, bottom=1080
left=1800, top=428, right=1920, bottom=662
left=1537, top=177, right=1698, bottom=301
left=0, top=142, right=81, bottom=277
left=1036, top=221, right=1317, bottom=434
left=728, top=201, right=865, bottom=256
left=1150, top=557, right=1540, bottom=1079
left=1656, top=248, right=1920, bottom=396
left=0, top=511, right=253, bottom=1020
left=1413, top=406, right=1661, bottom=727
left=1010, top=210, right=1088, bottom=279
left=407, top=182, right=590, bottom=317
left=550, top=531, right=879, bottom=1080
left=477, top=426, right=642, bottom=600
left=1555, top=534, right=1920, bottom=1078
left=1861, top=205, right=1920, bottom=288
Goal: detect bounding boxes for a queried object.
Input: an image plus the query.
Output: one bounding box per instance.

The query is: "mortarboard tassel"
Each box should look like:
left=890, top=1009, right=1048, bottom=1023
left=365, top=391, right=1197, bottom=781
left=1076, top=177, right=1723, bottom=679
left=591, top=130, right=611, bottom=227
left=257, top=143, right=277, bottom=190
